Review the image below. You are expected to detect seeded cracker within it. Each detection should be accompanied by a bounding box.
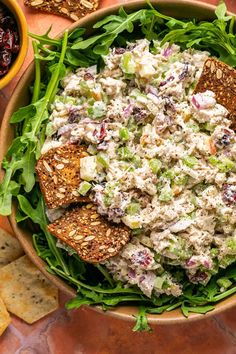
[24,0,99,22]
[0,255,59,324]
[36,144,90,209]
[194,58,236,128]
[48,204,131,263]
[0,297,11,336]
[0,228,24,268]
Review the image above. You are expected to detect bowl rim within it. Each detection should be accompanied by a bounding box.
[1,0,236,325]
[0,0,28,89]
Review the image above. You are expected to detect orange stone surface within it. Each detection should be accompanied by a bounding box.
[0,0,236,353]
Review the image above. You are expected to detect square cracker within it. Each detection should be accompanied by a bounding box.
[24,0,99,22]
[0,228,24,268]
[36,144,89,209]
[0,297,11,336]
[48,204,131,263]
[0,255,59,324]
[194,58,236,127]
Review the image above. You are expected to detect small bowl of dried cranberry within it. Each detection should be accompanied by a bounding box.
[0,0,27,89]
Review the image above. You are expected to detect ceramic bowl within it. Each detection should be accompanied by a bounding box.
[0,0,28,89]
[1,0,236,325]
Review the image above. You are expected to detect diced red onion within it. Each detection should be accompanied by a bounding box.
[124,104,133,117]
[147,86,159,97]
[57,124,77,137]
[186,258,196,267]
[159,76,174,87]
[162,47,172,58]
[192,95,201,109]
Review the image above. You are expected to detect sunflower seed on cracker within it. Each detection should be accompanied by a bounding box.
[36,144,90,209]
[24,0,99,21]
[194,58,236,128]
[48,204,131,263]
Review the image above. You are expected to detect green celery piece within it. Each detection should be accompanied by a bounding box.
[78,181,92,196]
[159,190,173,202]
[162,169,175,179]
[217,277,232,289]
[149,158,162,174]
[175,175,189,186]
[186,123,200,132]
[208,155,219,166]
[117,146,133,160]
[226,237,236,251]
[121,52,136,74]
[126,202,140,215]
[182,156,198,168]
[154,276,165,289]
[119,127,129,141]
[97,152,109,168]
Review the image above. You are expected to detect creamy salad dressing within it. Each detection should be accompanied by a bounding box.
[43,39,236,298]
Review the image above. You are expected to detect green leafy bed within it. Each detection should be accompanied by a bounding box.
[1,1,236,331]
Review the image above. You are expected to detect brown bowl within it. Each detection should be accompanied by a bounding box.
[1,0,236,325]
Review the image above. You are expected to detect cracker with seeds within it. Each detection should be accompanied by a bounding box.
[24,0,99,22]
[0,255,59,324]
[36,144,90,209]
[48,204,131,263]
[0,228,24,268]
[0,297,11,336]
[194,58,236,127]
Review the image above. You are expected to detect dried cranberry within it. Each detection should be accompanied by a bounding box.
[0,66,8,76]
[1,15,15,30]
[3,29,14,50]
[108,207,124,220]
[159,75,174,87]
[114,47,126,55]
[131,250,152,268]
[84,72,94,81]
[132,106,147,123]
[0,49,11,67]
[216,129,232,148]
[98,121,107,142]
[222,184,236,205]
[186,258,196,267]
[164,96,175,112]
[68,108,80,123]
[189,271,208,283]
[178,62,189,80]
[12,44,20,54]
[0,3,20,78]
[13,31,19,44]
[0,28,4,46]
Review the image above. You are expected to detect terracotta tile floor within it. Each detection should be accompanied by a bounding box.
[1,0,236,353]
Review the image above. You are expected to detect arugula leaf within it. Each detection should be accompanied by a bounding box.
[0,31,69,215]
[71,9,147,54]
[133,307,152,332]
[181,303,215,317]
[10,104,36,124]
